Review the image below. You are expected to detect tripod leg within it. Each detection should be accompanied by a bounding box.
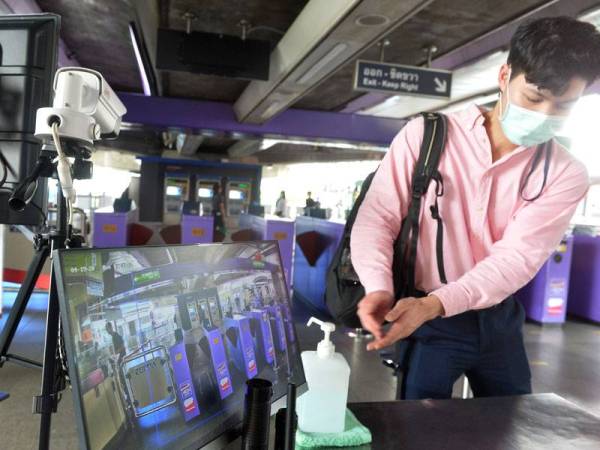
[0,243,50,361]
[36,271,61,450]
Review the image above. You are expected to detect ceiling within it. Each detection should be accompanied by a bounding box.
[34,0,588,164]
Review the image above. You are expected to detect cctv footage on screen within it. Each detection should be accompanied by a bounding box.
[56,242,304,450]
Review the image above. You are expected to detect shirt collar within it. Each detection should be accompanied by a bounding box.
[462,103,487,130]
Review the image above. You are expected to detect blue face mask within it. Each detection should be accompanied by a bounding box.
[499,78,567,147]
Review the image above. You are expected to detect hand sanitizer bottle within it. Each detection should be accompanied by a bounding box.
[297,317,350,433]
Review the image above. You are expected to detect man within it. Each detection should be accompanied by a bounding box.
[275,190,287,217]
[305,191,316,208]
[212,182,227,238]
[351,16,600,399]
[105,321,125,364]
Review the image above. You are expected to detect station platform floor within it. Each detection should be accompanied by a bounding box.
[0,284,599,449]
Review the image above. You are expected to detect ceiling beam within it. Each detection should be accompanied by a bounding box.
[1,0,80,67]
[176,134,204,156]
[119,92,403,147]
[228,140,263,158]
[233,0,433,124]
[341,0,600,113]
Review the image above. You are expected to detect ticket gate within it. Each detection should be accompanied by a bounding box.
[169,342,201,422]
[266,304,287,352]
[223,315,258,379]
[121,346,177,418]
[245,309,276,370]
[178,290,234,400]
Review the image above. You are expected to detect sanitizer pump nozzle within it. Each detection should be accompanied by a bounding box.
[307,317,336,358]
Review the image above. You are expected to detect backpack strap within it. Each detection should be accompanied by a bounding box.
[394,112,448,298]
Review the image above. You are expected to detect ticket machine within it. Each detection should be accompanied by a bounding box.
[196,180,215,215]
[227,181,252,216]
[164,175,190,224]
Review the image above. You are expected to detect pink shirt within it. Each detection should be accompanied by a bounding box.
[350,105,589,317]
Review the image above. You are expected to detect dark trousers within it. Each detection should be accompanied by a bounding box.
[400,296,532,400]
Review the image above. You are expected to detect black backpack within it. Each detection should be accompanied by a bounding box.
[325,112,449,328]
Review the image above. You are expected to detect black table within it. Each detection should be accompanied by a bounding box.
[347,393,600,450]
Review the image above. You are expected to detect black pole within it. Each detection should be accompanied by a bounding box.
[284,383,297,450]
[36,184,68,450]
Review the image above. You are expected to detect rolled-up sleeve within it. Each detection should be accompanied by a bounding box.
[350,117,423,296]
[432,161,589,317]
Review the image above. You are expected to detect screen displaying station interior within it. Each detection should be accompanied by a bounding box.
[55,242,305,450]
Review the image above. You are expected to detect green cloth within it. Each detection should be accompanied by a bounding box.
[295,409,372,449]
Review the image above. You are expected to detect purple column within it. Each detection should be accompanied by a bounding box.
[93,210,132,248]
[181,215,214,244]
[567,235,600,323]
[516,237,573,324]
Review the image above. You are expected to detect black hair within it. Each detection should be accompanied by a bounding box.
[508,16,600,94]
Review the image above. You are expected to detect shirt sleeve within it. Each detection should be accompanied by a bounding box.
[432,160,589,317]
[350,117,424,295]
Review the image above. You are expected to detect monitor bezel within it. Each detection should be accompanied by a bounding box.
[53,240,307,450]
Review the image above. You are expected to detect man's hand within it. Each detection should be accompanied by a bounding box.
[366,295,445,351]
[356,291,394,340]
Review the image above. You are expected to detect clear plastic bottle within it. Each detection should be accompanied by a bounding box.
[297,317,350,433]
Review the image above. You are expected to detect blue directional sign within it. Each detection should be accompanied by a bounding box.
[354,60,452,99]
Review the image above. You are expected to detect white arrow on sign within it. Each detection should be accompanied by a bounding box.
[434,77,447,93]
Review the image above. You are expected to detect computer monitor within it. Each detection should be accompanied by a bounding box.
[0,14,59,225]
[54,241,306,450]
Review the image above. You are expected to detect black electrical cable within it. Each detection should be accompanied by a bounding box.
[0,155,7,189]
[0,148,17,189]
[29,201,48,225]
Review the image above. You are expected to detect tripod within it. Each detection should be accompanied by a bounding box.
[0,153,84,450]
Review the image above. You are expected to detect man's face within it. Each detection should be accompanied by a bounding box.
[498,64,586,117]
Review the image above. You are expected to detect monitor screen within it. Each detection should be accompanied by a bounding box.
[198,188,213,198]
[228,190,244,201]
[0,14,58,225]
[54,242,305,450]
[166,185,183,197]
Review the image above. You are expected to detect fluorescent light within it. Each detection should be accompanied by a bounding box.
[261,139,280,150]
[580,7,600,29]
[296,43,349,85]
[260,136,387,153]
[128,22,152,96]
